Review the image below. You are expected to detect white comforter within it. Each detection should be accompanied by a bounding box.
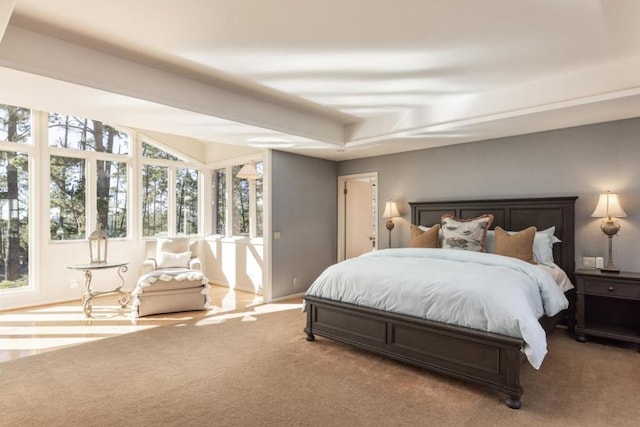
[304,248,569,369]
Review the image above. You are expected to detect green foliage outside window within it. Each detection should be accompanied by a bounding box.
[176,168,198,235]
[142,164,169,237]
[1,105,31,144]
[50,156,86,240]
[212,168,226,235]
[0,150,29,288]
[232,164,250,235]
[141,141,179,160]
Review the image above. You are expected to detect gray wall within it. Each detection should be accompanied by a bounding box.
[271,150,338,298]
[338,117,640,272]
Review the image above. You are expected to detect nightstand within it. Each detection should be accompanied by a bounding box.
[575,269,640,350]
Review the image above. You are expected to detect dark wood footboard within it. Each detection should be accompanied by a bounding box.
[304,296,525,409]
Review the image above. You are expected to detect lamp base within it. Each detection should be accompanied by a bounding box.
[600,266,620,273]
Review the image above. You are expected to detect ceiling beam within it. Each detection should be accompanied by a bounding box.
[0,24,346,146]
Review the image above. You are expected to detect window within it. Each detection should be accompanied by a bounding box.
[141,164,168,237]
[176,168,198,235]
[232,164,250,235]
[141,141,178,160]
[1,104,31,290]
[48,113,130,239]
[50,156,86,240]
[98,159,127,237]
[48,113,129,154]
[1,105,31,144]
[212,168,226,235]
[141,141,199,237]
[212,161,262,238]
[0,150,29,289]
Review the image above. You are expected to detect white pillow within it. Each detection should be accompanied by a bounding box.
[156,237,190,255]
[485,226,560,265]
[156,251,192,269]
[533,226,561,266]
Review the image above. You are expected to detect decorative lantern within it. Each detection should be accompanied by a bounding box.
[88,222,109,264]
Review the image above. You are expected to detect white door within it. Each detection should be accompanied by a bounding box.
[338,173,378,261]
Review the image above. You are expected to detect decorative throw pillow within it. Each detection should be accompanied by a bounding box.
[418,224,444,247]
[409,224,440,248]
[441,214,493,252]
[156,251,192,269]
[156,237,190,255]
[484,226,561,265]
[494,226,537,264]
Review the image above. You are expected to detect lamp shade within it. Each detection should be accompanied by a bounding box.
[236,163,261,180]
[382,201,400,218]
[591,192,627,219]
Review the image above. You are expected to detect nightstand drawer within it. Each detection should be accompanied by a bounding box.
[582,279,640,299]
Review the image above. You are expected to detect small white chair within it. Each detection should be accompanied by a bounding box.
[131,237,210,317]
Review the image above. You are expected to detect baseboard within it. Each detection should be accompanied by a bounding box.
[267,292,305,303]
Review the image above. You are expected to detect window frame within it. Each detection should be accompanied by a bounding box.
[47,119,133,242]
[139,138,203,238]
[208,155,263,240]
[0,105,35,293]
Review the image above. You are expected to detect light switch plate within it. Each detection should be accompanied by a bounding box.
[582,256,596,268]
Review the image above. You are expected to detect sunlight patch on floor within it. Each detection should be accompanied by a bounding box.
[0,285,265,362]
[194,302,303,326]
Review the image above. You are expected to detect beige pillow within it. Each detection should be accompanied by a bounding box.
[410,224,440,248]
[441,214,493,252]
[494,226,537,264]
[156,251,192,269]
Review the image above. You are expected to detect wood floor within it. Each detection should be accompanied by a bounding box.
[0,284,265,363]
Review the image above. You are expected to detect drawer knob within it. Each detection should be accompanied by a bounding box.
[608,286,615,292]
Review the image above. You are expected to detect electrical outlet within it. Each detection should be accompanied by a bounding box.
[595,257,604,269]
[582,257,596,268]
[292,276,297,287]
[69,279,79,289]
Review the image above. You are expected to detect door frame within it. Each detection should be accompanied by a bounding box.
[337,172,378,262]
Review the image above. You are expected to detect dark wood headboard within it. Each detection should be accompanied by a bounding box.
[409,197,578,278]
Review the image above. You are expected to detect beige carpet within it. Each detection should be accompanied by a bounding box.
[0,301,638,427]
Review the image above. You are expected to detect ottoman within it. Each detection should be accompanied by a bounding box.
[131,269,210,317]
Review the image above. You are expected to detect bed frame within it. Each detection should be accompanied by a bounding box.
[304,196,577,409]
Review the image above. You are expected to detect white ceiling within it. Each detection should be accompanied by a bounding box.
[2,0,640,161]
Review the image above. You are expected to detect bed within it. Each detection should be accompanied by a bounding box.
[303,196,577,409]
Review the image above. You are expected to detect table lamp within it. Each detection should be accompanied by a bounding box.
[382,201,400,248]
[591,191,626,272]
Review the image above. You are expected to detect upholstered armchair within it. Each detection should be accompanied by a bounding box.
[141,237,201,273]
[131,237,210,317]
